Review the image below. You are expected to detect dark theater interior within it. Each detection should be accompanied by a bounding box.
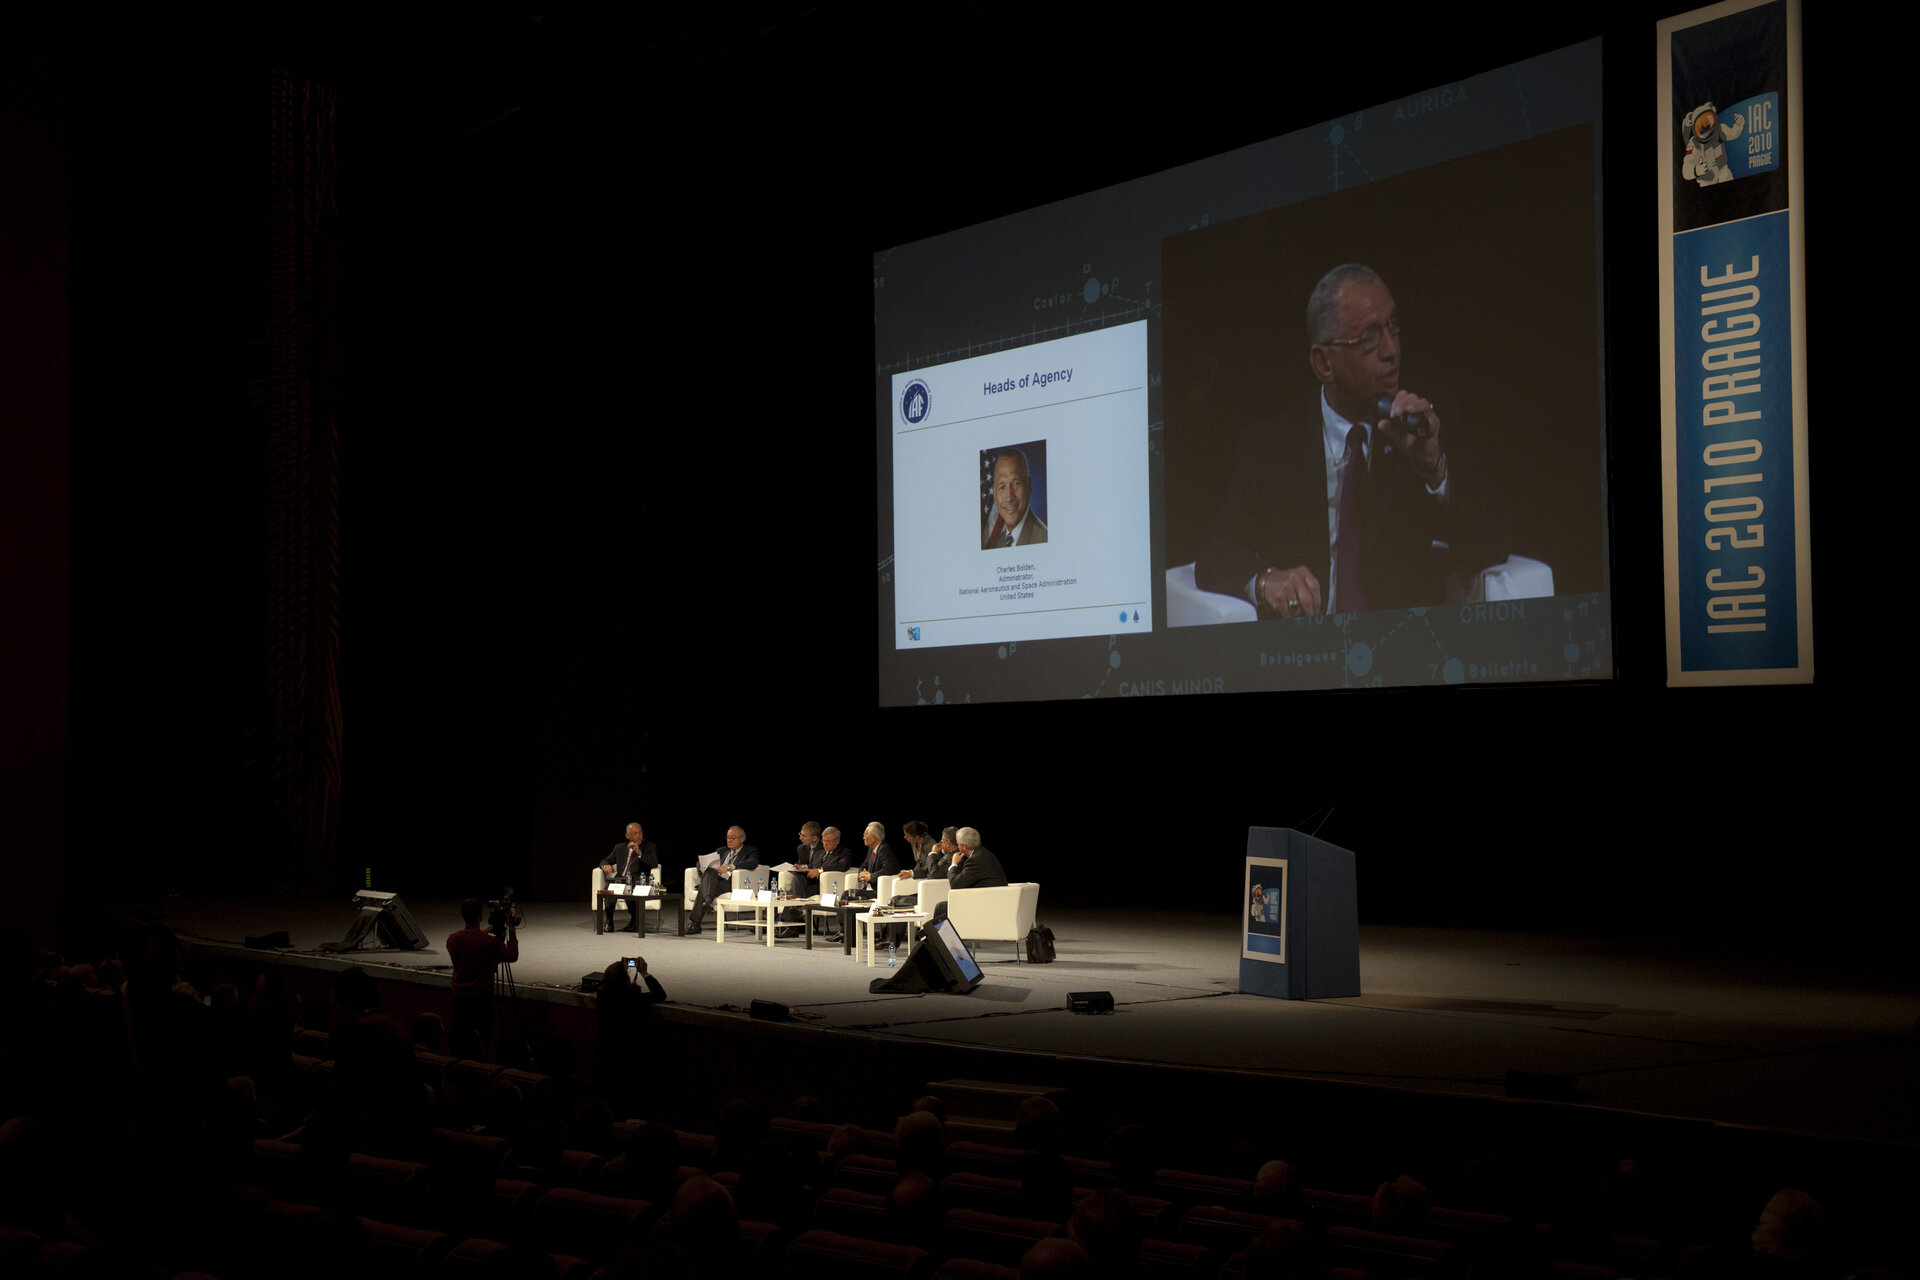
[4,4,1912,1279]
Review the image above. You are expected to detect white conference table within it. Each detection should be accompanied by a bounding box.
[854,910,931,967]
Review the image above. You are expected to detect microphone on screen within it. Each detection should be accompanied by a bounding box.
[1373,395,1430,441]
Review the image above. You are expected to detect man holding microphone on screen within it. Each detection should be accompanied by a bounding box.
[1196,264,1508,616]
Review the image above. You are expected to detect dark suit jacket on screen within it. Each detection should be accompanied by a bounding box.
[983,511,1049,550]
[1195,394,1510,613]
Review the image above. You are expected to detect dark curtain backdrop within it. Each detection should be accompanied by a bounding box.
[252,71,343,895]
[1,4,71,933]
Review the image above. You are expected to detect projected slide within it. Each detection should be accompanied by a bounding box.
[891,323,1151,651]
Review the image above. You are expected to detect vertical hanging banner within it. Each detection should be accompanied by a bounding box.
[1658,0,1810,685]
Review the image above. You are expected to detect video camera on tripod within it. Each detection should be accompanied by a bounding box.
[487,887,522,933]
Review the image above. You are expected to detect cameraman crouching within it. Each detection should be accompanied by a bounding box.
[448,896,518,1061]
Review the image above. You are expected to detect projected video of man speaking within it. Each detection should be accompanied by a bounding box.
[1163,125,1608,633]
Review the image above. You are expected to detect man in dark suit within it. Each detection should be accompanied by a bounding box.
[808,825,861,942]
[598,822,659,932]
[778,821,830,932]
[685,825,760,934]
[936,826,1009,889]
[1195,264,1509,616]
[897,824,955,884]
[851,821,899,899]
[797,825,857,885]
[785,821,825,896]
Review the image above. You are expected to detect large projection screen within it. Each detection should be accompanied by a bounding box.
[875,40,1609,707]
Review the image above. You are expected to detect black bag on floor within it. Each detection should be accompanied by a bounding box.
[1025,923,1056,963]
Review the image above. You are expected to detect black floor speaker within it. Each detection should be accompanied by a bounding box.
[868,915,985,994]
[320,890,429,952]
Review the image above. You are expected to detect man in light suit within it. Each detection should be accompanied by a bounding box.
[981,448,1049,550]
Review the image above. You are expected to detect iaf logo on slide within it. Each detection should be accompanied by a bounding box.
[900,379,931,425]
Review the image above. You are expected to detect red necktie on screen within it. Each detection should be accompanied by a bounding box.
[1334,423,1368,613]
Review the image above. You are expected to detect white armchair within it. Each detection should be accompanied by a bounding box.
[943,883,1040,962]
[1471,555,1554,601]
[912,878,951,917]
[1164,555,1555,627]
[1165,562,1256,626]
[873,875,952,917]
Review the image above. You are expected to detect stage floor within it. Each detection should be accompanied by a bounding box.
[131,895,1919,1149]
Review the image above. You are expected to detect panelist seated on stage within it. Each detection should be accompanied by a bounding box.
[787,825,840,898]
[597,822,659,933]
[846,821,899,899]
[898,823,954,882]
[789,823,858,938]
[792,824,858,887]
[783,821,825,895]
[895,820,938,881]
[778,821,826,931]
[933,827,1008,890]
[685,825,760,935]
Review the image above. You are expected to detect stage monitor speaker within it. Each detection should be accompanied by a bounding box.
[245,930,291,950]
[1067,990,1115,1014]
[869,915,985,995]
[320,890,429,952]
[370,893,428,950]
[750,999,792,1021]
